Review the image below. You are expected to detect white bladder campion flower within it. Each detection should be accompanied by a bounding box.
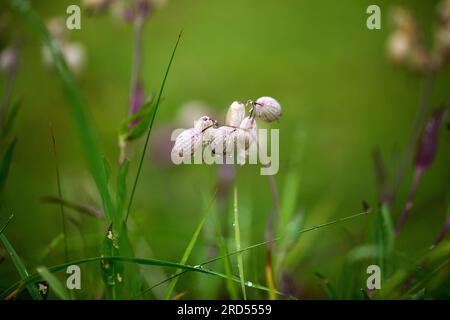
[238,116,258,150]
[226,101,245,127]
[172,116,217,158]
[209,126,237,156]
[254,96,282,122]
[172,128,202,158]
[171,97,282,170]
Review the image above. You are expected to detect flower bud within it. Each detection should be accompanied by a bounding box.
[254,96,282,122]
[225,101,245,127]
[194,116,217,132]
[171,128,202,158]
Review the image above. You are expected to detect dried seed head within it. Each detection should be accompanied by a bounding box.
[226,101,245,127]
[194,116,217,132]
[254,97,282,122]
[172,128,202,158]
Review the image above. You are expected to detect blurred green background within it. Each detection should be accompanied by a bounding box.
[0,0,449,299]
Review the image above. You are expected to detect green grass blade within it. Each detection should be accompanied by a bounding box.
[126,31,182,222]
[0,214,14,235]
[1,97,21,138]
[0,255,293,300]
[163,194,215,300]
[116,160,129,225]
[51,130,68,262]
[374,203,394,278]
[0,233,41,299]
[0,138,16,195]
[315,272,338,300]
[9,0,113,223]
[36,266,69,300]
[233,187,246,300]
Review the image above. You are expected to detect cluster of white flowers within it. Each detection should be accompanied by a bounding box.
[171,97,281,165]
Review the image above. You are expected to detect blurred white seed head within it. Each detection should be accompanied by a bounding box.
[254,96,282,122]
[42,42,86,76]
[193,116,217,132]
[438,0,450,22]
[46,17,66,43]
[83,0,111,12]
[225,101,245,127]
[434,0,450,67]
[387,30,411,63]
[0,46,19,73]
[391,7,416,35]
[63,42,86,76]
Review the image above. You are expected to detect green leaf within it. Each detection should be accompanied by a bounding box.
[0,233,42,299]
[374,203,394,278]
[119,95,155,142]
[36,266,69,300]
[116,160,129,226]
[0,138,16,195]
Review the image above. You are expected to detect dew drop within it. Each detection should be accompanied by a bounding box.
[246,281,253,287]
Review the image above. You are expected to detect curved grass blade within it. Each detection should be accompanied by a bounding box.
[36,266,69,300]
[0,233,41,300]
[233,187,246,300]
[0,214,14,236]
[51,129,68,262]
[1,97,21,138]
[139,209,371,296]
[0,255,291,300]
[0,138,16,195]
[126,31,182,222]
[164,192,216,300]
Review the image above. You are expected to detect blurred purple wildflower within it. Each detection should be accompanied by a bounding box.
[395,108,447,235]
